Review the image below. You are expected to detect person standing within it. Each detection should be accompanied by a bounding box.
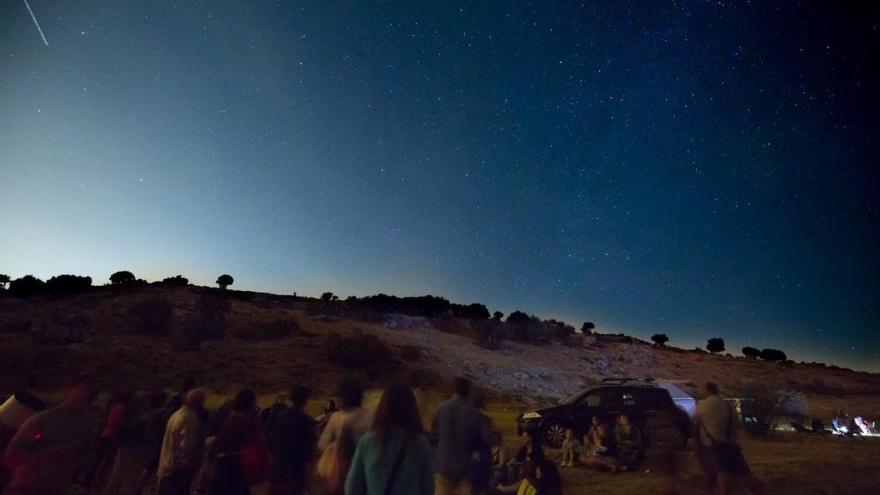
[265,385,316,495]
[695,382,763,495]
[156,389,207,495]
[318,381,369,495]
[344,384,433,495]
[431,377,491,495]
[2,376,99,495]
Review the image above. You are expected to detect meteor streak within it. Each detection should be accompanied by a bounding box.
[22,0,49,47]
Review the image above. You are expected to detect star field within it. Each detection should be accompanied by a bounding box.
[0,1,878,370]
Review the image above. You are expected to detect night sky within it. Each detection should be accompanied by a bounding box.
[1,2,878,370]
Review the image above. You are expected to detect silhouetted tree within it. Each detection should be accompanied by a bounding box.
[46,274,92,295]
[109,271,135,285]
[321,292,337,301]
[0,274,9,290]
[456,303,490,320]
[506,311,530,324]
[492,311,504,321]
[216,274,234,289]
[161,275,189,287]
[742,346,760,359]
[9,275,46,297]
[706,337,725,354]
[581,322,595,335]
[505,311,532,342]
[651,333,669,346]
[760,348,787,362]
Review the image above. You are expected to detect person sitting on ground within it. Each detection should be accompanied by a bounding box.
[508,431,545,482]
[613,414,643,471]
[559,428,579,468]
[317,380,369,495]
[344,384,434,495]
[265,385,317,495]
[496,459,562,495]
[578,415,619,473]
[489,431,510,487]
[2,375,99,495]
[431,377,491,495]
[156,388,207,495]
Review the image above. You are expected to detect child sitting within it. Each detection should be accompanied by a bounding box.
[559,428,580,467]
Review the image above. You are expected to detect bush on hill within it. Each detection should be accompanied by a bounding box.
[128,297,175,335]
[232,318,299,341]
[760,348,787,362]
[742,346,760,359]
[110,271,136,285]
[323,332,397,376]
[706,337,725,354]
[9,275,47,297]
[160,275,189,287]
[651,333,669,346]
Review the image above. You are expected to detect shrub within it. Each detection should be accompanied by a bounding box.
[398,344,422,361]
[706,338,725,354]
[775,389,809,418]
[740,383,778,435]
[192,293,231,340]
[109,271,136,285]
[161,275,189,287]
[129,297,175,335]
[33,313,91,345]
[651,334,669,346]
[581,322,595,335]
[323,332,397,375]
[46,274,92,295]
[9,275,46,297]
[760,348,787,362]
[742,346,760,359]
[476,319,506,349]
[233,318,299,341]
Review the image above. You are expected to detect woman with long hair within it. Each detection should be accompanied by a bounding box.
[344,384,433,495]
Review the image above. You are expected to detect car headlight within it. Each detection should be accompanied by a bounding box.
[521,411,542,420]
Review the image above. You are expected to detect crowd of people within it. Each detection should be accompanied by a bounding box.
[0,375,566,495]
[0,376,768,495]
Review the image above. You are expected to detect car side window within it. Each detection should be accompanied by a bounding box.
[583,393,602,407]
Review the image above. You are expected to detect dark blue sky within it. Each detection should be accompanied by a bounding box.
[1,1,878,370]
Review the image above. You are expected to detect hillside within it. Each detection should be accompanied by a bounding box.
[1,285,879,420]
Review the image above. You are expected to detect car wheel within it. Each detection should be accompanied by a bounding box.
[542,419,567,448]
[644,424,687,449]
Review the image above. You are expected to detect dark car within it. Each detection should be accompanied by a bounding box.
[516,378,692,448]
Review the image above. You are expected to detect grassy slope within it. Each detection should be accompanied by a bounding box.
[3,286,880,494]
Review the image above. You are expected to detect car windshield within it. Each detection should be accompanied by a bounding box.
[558,390,586,405]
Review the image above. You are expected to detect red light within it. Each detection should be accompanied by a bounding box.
[32,432,42,441]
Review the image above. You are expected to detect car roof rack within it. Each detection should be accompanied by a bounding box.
[599,377,656,385]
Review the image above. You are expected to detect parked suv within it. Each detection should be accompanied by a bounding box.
[516,378,692,448]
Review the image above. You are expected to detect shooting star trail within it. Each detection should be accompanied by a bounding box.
[22,0,49,47]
